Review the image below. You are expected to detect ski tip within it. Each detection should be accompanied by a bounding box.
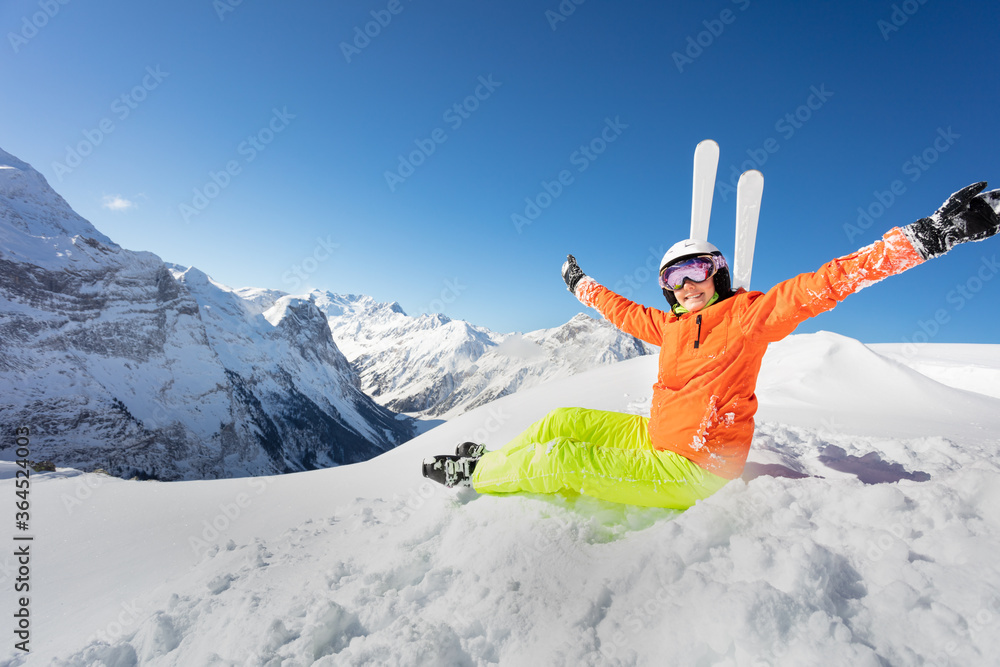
[695,139,720,155]
[738,169,764,182]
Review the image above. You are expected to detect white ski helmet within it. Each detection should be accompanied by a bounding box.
[658,239,724,274]
[658,238,734,309]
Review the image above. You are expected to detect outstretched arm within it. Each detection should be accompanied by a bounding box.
[561,254,668,346]
[744,182,1000,342]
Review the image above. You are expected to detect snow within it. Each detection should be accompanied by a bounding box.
[4,332,1000,665]
[869,343,1000,400]
[0,147,117,268]
[0,150,412,480]
[248,290,655,418]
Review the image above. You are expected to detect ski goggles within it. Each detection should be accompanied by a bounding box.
[658,255,724,291]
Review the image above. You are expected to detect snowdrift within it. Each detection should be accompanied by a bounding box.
[4,332,1000,666]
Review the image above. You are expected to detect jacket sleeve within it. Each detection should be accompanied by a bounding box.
[741,227,925,343]
[575,277,668,346]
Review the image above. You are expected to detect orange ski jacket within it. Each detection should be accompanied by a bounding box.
[574,227,925,479]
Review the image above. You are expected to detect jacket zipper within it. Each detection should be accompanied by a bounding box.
[694,314,702,349]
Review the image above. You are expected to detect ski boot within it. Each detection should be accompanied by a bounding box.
[422,455,477,488]
[455,442,486,459]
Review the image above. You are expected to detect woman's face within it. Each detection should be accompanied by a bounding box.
[676,276,716,313]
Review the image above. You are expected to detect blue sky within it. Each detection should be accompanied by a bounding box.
[3,0,1000,343]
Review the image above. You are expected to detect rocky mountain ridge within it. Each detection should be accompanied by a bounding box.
[241,289,657,418]
[0,148,411,480]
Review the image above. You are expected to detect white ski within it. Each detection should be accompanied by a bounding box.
[690,139,719,242]
[732,169,763,292]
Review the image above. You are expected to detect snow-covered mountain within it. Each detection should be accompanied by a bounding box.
[0,147,412,480]
[9,332,1000,665]
[239,290,656,418]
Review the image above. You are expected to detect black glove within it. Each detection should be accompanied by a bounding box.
[902,182,1000,260]
[561,254,585,293]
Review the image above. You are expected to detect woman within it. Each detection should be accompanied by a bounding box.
[423,182,1000,509]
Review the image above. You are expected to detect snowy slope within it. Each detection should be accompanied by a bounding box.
[0,148,412,480]
[434,312,658,419]
[0,148,116,263]
[869,343,1000,400]
[5,332,1000,666]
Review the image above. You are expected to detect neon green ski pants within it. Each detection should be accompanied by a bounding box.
[471,408,729,509]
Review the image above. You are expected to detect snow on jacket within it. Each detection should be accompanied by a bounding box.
[573,227,925,479]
